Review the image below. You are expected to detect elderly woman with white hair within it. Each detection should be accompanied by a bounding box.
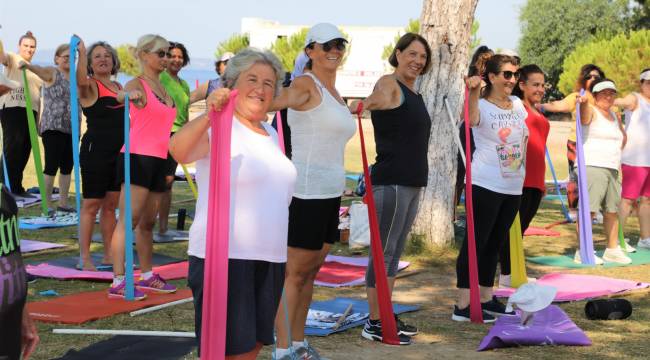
[108,34,177,299]
[170,48,296,359]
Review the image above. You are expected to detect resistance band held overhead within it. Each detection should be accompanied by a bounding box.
[462,87,483,323]
[22,69,48,216]
[123,94,135,300]
[575,90,596,265]
[545,146,572,223]
[356,103,399,344]
[201,90,238,359]
[69,35,83,262]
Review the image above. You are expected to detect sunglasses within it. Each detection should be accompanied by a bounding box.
[155,50,172,59]
[585,74,601,81]
[320,39,346,52]
[500,70,521,80]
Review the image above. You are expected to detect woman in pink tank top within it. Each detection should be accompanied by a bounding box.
[108,34,177,300]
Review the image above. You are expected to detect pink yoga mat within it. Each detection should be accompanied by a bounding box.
[524,227,561,237]
[495,273,649,302]
[20,239,66,253]
[26,261,189,282]
[314,256,410,287]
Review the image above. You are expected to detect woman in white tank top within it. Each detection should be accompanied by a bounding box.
[269,23,356,359]
[615,68,650,249]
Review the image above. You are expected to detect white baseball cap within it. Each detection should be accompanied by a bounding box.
[505,283,557,313]
[219,52,234,62]
[0,73,20,89]
[304,23,346,47]
[592,80,617,94]
[640,70,650,81]
[498,48,520,59]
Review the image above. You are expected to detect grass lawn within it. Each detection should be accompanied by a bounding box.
[19,119,649,359]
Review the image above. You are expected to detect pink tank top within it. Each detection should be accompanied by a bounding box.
[122,78,177,159]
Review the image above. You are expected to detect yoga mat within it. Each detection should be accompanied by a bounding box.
[28,288,192,324]
[55,336,195,360]
[545,146,571,222]
[69,35,83,263]
[26,261,189,282]
[509,212,528,288]
[35,252,183,270]
[523,227,560,237]
[528,249,650,269]
[202,90,237,358]
[14,193,60,209]
[90,230,189,243]
[20,239,66,253]
[356,103,399,343]
[22,69,48,215]
[477,305,591,351]
[575,91,596,264]
[495,273,649,302]
[19,213,78,230]
[124,93,135,300]
[315,255,410,287]
[305,297,419,336]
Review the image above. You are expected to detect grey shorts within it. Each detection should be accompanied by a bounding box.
[586,166,620,213]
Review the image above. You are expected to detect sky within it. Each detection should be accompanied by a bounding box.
[0,0,524,67]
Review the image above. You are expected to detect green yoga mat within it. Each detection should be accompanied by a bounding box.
[528,248,650,268]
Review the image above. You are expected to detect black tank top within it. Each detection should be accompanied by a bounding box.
[81,79,125,152]
[370,80,431,187]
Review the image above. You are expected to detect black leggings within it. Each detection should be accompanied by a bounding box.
[499,187,544,275]
[42,130,73,176]
[456,185,520,288]
[0,107,35,194]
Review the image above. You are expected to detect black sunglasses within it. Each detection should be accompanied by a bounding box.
[155,50,172,59]
[585,74,601,81]
[500,70,521,80]
[320,39,346,52]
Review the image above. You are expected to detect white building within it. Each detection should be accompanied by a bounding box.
[242,17,403,99]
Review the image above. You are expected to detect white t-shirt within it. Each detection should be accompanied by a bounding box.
[582,105,623,170]
[471,97,529,195]
[0,52,42,111]
[622,94,650,167]
[188,117,297,262]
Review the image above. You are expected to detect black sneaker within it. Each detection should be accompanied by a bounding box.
[395,314,418,336]
[481,296,516,317]
[451,305,496,323]
[27,274,38,284]
[361,319,412,345]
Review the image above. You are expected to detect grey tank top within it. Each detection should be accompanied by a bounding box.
[39,70,79,135]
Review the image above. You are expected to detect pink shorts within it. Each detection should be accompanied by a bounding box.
[621,164,650,199]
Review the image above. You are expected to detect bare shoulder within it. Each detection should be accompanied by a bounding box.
[124,77,143,92]
[291,75,316,91]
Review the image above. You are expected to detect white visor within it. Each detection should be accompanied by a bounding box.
[641,70,650,81]
[592,81,617,93]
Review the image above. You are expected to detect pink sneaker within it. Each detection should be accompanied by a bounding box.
[108,280,147,300]
[136,273,177,293]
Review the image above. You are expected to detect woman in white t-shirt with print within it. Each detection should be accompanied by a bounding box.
[454,54,528,323]
[169,49,296,360]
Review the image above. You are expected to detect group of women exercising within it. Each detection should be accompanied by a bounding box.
[0,22,648,359]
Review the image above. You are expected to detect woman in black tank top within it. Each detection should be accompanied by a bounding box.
[349,33,432,344]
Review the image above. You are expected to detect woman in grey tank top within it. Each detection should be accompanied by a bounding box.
[270,23,356,360]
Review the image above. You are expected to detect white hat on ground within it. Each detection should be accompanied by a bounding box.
[505,283,557,313]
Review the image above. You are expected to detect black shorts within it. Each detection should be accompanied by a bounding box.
[80,139,121,199]
[42,130,73,176]
[187,256,285,356]
[164,133,178,178]
[288,196,341,250]
[117,153,167,193]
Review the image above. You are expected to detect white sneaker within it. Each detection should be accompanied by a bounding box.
[623,238,636,253]
[574,250,604,265]
[602,247,632,264]
[637,238,650,250]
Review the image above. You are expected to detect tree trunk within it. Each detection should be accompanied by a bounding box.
[412,0,479,246]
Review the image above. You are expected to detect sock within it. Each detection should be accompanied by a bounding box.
[274,348,290,358]
[292,341,305,349]
[112,275,124,287]
[142,271,153,280]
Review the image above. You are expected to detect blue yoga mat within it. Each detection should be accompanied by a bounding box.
[305,297,419,336]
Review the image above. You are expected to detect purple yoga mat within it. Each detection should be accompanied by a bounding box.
[495,273,649,302]
[478,305,591,351]
[20,239,66,253]
[575,95,596,264]
[26,263,113,281]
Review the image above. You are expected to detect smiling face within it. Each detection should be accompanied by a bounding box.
[19,38,36,61]
[90,46,114,76]
[518,72,545,104]
[234,62,277,122]
[395,40,427,81]
[489,62,519,96]
[55,49,71,72]
[306,39,345,72]
[167,48,184,75]
[594,89,616,109]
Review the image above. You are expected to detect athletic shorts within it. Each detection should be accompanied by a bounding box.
[586,166,620,213]
[42,130,73,176]
[164,133,178,178]
[621,164,650,200]
[187,256,285,356]
[117,153,167,193]
[80,139,121,199]
[287,196,341,250]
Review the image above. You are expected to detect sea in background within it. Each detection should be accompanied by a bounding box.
[117,67,217,91]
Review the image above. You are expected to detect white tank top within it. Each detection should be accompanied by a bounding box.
[622,93,650,167]
[188,117,297,262]
[582,105,623,170]
[288,72,356,199]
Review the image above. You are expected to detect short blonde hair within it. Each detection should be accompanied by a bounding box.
[134,34,170,61]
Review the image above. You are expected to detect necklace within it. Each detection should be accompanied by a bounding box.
[142,74,170,102]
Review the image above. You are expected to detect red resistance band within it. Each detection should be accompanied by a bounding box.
[356,103,400,344]
[463,87,483,323]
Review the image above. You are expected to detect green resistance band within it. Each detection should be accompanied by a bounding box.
[22,69,48,216]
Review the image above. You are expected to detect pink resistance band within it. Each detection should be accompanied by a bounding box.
[356,103,399,345]
[275,111,285,154]
[463,87,483,323]
[201,90,239,359]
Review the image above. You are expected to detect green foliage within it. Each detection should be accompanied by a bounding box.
[116,44,138,76]
[271,28,309,72]
[518,0,630,93]
[215,33,250,59]
[630,0,650,30]
[558,29,650,95]
[470,20,482,51]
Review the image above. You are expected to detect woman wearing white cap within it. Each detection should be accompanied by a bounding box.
[270,23,356,359]
[576,78,630,264]
[189,52,234,103]
[616,68,650,250]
